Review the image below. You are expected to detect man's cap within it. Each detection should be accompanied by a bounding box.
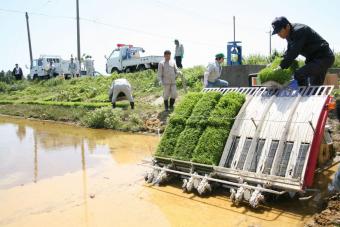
[215,53,225,59]
[271,16,290,35]
[174,39,179,42]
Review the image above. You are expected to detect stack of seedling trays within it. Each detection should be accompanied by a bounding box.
[154,91,245,175]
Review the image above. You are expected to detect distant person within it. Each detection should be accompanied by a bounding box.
[271,16,334,86]
[68,57,78,78]
[203,53,229,88]
[174,39,184,68]
[46,61,56,78]
[84,56,95,76]
[108,78,134,109]
[12,64,23,80]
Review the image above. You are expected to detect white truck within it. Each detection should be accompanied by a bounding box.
[105,44,163,74]
[30,55,95,79]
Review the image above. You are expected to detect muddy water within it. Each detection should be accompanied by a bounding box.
[0,116,338,227]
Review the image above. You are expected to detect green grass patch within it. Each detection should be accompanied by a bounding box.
[258,57,299,84]
[0,100,122,109]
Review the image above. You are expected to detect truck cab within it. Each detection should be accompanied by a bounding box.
[106,44,162,74]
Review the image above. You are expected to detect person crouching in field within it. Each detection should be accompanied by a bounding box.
[108,78,134,109]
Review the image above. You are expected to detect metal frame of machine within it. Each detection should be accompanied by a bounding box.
[143,86,334,208]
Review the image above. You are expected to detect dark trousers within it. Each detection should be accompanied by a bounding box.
[14,74,22,80]
[294,56,335,86]
[175,56,183,68]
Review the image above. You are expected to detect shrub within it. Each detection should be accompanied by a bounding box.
[332,52,340,68]
[81,106,109,128]
[103,108,125,129]
[177,66,205,88]
[42,77,65,87]
[0,82,10,92]
[173,126,204,161]
[186,92,221,127]
[192,126,230,165]
[243,54,269,65]
[258,57,299,84]
[169,92,202,124]
[9,81,29,91]
[155,123,185,157]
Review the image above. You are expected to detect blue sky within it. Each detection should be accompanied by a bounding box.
[1,0,340,74]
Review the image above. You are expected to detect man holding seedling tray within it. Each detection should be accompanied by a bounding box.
[271,16,334,86]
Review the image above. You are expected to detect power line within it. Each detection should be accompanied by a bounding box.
[0,7,222,48]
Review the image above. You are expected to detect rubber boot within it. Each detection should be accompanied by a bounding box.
[112,102,116,109]
[130,102,135,109]
[164,100,169,111]
[169,98,175,111]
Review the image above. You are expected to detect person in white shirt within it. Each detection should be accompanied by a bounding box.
[158,50,181,111]
[68,57,78,78]
[203,53,229,88]
[47,61,56,78]
[174,39,184,68]
[108,78,134,109]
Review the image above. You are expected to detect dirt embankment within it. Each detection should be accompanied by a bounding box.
[306,193,340,227]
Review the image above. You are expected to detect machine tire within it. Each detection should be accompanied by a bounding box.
[33,74,38,80]
[137,64,146,71]
[125,67,131,73]
[111,68,119,74]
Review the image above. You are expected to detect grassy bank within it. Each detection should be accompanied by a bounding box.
[0,67,205,132]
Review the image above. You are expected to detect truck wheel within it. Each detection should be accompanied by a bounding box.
[137,65,146,71]
[125,67,131,73]
[33,74,38,80]
[111,68,119,74]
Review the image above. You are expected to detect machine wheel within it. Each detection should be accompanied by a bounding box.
[111,68,119,74]
[137,64,146,71]
[33,74,38,80]
[125,67,132,73]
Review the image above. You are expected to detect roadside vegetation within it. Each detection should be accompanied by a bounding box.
[0,67,204,132]
[0,52,339,133]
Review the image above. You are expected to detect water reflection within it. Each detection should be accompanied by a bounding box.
[0,116,158,189]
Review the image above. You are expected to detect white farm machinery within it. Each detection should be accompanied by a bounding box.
[144,85,336,208]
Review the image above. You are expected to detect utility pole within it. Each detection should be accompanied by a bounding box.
[267,29,272,56]
[25,12,33,67]
[76,0,81,67]
[233,16,236,42]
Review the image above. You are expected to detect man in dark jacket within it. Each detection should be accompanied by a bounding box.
[272,17,334,86]
[12,64,23,80]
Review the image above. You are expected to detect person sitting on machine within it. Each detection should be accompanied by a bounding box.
[108,78,134,109]
[203,53,229,88]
